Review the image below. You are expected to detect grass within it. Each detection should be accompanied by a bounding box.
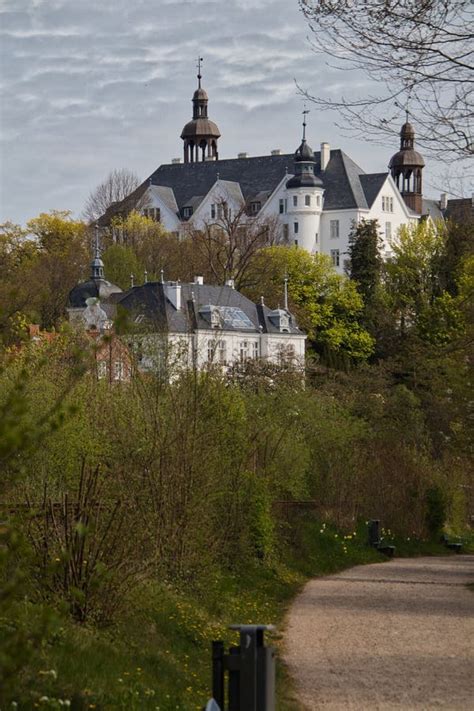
[9,518,470,710]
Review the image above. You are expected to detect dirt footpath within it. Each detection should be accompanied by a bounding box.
[284,556,474,710]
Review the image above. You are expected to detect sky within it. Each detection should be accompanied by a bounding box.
[0,0,439,226]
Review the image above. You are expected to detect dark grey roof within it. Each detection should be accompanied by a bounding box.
[422,199,445,221]
[360,173,388,208]
[116,282,303,335]
[99,149,388,224]
[68,278,122,309]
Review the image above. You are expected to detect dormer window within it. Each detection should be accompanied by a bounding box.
[269,309,290,333]
[183,206,193,218]
[250,201,261,214]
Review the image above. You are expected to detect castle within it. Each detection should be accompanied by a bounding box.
[99,66,441,273]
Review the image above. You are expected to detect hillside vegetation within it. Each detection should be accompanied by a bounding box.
[0,212,472,708]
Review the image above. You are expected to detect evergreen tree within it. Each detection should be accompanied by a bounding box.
[347,219,383,302]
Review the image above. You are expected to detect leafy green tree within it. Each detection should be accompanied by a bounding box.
[26,211,89,328]
[385,221,446,337]
[102,243,143,290]
[246,246,374,364]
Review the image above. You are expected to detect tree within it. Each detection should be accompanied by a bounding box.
[83,168,141,223]
[102,244,143,291]
[190,200,282,290]
[246,246,375,364]
[300,0,473,165]
[347,219,383,302]
[27,211,89,328]
[385,220,446,336]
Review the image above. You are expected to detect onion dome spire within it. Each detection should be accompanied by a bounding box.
[286,108,322,188]
[389,111,425,214]
[181,57,221,163]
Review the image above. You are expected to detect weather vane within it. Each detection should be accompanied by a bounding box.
[302,104,310,141]
[197,56,203,87]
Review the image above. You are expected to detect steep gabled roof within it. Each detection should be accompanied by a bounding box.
[115,281,303,335]
[99,149,383,225]
[359,173,388,208]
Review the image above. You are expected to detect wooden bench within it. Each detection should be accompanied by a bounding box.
[368,520,396,557]
[441,534,463,553]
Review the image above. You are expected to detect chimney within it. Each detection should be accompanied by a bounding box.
[194,275,204,285]
[320,142,330,171]
[238,152,249,159]
[225,278,235,289]
[165,282,181,310]
[271,149,283,156]
[172,158,181,164]
[440,193,448,210]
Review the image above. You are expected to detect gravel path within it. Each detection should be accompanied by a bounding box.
[284,556,474,710]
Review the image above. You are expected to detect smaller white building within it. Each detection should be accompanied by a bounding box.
[116,277,306,374]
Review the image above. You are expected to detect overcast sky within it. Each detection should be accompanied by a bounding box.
[0,0,438,226]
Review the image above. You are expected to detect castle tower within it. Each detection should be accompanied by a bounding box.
[389,115,425,214]
[285,111,324,253]
[180,58,221,163]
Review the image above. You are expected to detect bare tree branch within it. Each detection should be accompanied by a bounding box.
[83,169,141,224]
[299,0,474,166]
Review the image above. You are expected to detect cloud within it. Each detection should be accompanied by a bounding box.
[0,0,426,225]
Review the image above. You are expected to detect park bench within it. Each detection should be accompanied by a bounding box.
[441,533,463,553]
[368,520,396,557]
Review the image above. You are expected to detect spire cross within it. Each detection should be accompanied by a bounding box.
[196,56,203,88]
[302,106,310,142]
[405,107,410,123]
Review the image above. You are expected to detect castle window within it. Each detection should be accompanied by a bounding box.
[252,341,259,359]
[240,341,249,363]
[385,222,392,239]
[97,361,107,379]
[331,249,340,267]
[293,195,298,207]
[217,202,228,219]
[330,220,339,239]
[316,195,321,207]
[305,195,311,206]
[114,360,125,381]
[211,203,216,219]
[283,224,289,241]
[315,233,318,243]
[218,340,227,364]
[143,207,161,222]
[207,339,215,362]
[279,199,285,214]
[294,222,299,234]
[294,239,298,246]
[382,196,394,212]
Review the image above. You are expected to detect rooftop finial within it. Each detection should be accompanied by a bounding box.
[302,105,310,142]
[94,224,100,259]
[284,273,289,311]
[405,107,410,124]
[160,268,164,283]
[130,273,135,288]
[197,55,203,89]
[144,270,148,284]
[91,225,104,280]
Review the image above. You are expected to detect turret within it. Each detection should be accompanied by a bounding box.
[389,113,425,214]
[285,111,324,253]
